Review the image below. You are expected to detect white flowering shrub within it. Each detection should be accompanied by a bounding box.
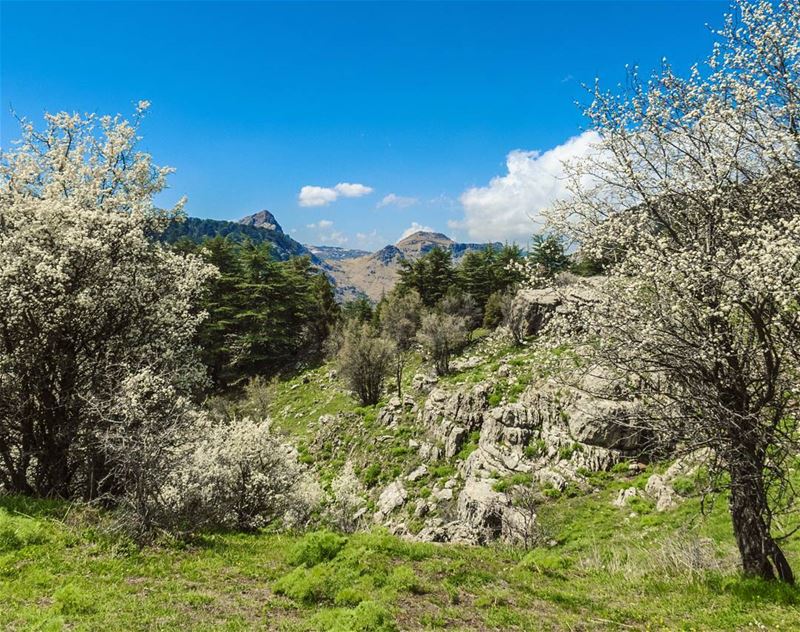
[160,417,321,533]
[324,461,367,533]
[543,0,800,582]
[0,105,216,498]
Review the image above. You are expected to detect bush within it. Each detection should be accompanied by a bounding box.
[325,462,367,533]
[290,531,349,567]
[337,322,394,405]
[417,312,469,375]
[115,416,320,538]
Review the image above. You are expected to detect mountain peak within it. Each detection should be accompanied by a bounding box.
[396,230,453,246]
[239,209,283,233]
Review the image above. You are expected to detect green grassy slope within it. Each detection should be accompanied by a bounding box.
[2,471,800,631]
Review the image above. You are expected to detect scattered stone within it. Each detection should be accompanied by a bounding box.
[645,474,678,511]
[377,481,407,515]
[612,486,639,508]
[412,373,438,393]
[445,426,467,459]
[406,465,428,482]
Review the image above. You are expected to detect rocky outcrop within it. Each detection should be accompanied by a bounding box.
[377,395,418,428]
[510,279,601,337]
[645,450,709,511]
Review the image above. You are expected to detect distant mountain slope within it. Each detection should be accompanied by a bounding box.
[329,231,503,302]
[161,212,502,302]
[305,245,371,262]
[160,210,311,262]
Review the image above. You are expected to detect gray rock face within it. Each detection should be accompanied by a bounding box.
[376,481,407,516]
[612,486,640,507]
[510,280,601,337]
[377,395,418,427]
[406,465,428,482]
[645,449,710,511]
[455,478,505,543]
[412,372,439,394]
[239,209,283,233]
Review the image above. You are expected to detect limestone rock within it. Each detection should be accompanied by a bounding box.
[377,481,407,515]
[433,487,454,502]
[510,280,600,337]
[406,465,428,482]
[412,373,438,393]
[612,486,639,507]
[645,474,678,511]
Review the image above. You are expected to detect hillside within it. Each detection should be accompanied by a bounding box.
[323,231,503,302]
[4,318,800,630]
[160,210,316,262]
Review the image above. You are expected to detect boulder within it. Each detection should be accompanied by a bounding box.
[612,486,639,508]
[455,478,505,543]
[406,465,428,482]
[412,373,438,393]
[377,481,407,515]
[510,281,600,337]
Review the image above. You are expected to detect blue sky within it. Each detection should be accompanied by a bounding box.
[1,0,728,248]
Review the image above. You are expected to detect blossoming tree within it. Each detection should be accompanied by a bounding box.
[0,104,215,499]
[545,0,800,582]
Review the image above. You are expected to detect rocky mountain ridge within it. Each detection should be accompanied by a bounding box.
[322,230,504,302]
[163,209,504,302]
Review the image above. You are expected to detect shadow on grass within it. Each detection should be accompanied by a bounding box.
[0,493,72,519]
[706,573,800,606]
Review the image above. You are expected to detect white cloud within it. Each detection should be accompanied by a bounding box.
[335,182,373,198]
[457,131,600,242]
[397,222,435,242]
[306,219,349,246]
[378,193,418,209]
[298,182,373,207]
[298,185,339,207]
[306,219,334,230]
[324,230,349,245]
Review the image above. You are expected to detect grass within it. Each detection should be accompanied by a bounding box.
[3,469,800,631]
[15,335,793,629]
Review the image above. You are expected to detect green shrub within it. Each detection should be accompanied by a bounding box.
[54,584,97,615]
[431,464,456,479]
[307,600,397,632]
[492,473,533,493]
[363,463,382,488]
[518,549,573,575]
[558,443,582,461]
[524,439,547,459]
[289,531,348,568]
[390,565,428,594]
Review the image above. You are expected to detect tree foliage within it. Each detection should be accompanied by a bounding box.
[0,105,214,499]
[337,322,394,405]
[179,237,338,389]
[417,312,469,376]
[545,0,800,582]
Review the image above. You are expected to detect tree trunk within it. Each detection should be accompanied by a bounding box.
[728,451,794,583]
